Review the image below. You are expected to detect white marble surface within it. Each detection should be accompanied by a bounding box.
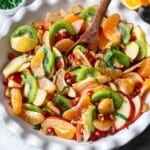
[0,121,41,150]
[0,1,41,150]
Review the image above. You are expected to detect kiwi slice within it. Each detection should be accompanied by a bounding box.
[76,67,100,81]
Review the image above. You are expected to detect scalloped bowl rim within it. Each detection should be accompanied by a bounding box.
[0,0,150,150]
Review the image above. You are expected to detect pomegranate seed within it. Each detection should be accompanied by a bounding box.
[56,61,63,69]
[80,128,84,134]
[47,127,55,135]
[89,58,96,66]
[62,31,69,38]
[70,35,79,42]
[68,53,76,59]
[8,53,14,60]
[84,51,96,66]
[8,101,12,108]
[66,79,72,85]
[79,28,85,35]
[118,45,124,51]
[136,82,142,89]
[131,82,142,97]
[72,134,77,140]
[55,32,63,42]
[72,98,78,106]
[100,131,107,137]
[103,114,111,120]
[3,78,8,86]
[131,91,139,97]
[87,90,93,97]
[130,36,136,42]
[65,72,71,80]
[22,96,27,103]
[9,73,22,84]
[110,126,116,134]
[94,102,99,107]
[95,130,107,138]
[90,134,98,141]
[29,50,35,55]
[43,111,50,118]
[94,130,102,137]
[71,76,76,84]
[38,25,45,31]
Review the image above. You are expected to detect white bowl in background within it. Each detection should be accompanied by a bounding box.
[0,0,150,150]
[0,0,26,15]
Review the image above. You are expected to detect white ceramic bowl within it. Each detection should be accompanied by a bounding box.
[0,0,150,150]
[0,0,26,15]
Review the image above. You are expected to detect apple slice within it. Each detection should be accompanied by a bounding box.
[114,95,135,131]
[63,93,91,120]
[3,54,32,78]
[43,31,50,47]
[8,79,22,88]
[131,96,142,121]
[53,47,65,68]
[30,50,45,78]
[20,109,45,125]
[72,77,98,95]
[124,42,139,61]
[38,77,56,94]
[41,116,76,139]
[33,89,47,106]
[71,19,84,34]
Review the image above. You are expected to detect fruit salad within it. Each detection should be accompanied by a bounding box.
[2,3,150,142]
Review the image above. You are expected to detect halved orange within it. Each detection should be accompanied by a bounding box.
[11,37,38,52]
[123,0,142,10]
[140,0,149,6]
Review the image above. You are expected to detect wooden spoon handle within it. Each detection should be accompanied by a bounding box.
[65,0,111,55]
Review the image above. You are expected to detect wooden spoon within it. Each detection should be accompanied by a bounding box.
[65,0,111,55]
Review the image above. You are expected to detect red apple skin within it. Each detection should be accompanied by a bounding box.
[41,116,76,139]
[115,96,135,131]
[130,96,142,123]
[42,116,76,127]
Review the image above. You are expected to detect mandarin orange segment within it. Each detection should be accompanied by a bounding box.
[138,58,150,78]
[117,79,135,95]
[64,14,82,24]
[30,51,45,77]
[76,123,83,141]
[102,14,120,40]
[143,79,150,87]
[98,28,110,51]
[55,38,75,53]
[123,0,142,10]
[63,93,91,120]
[54,127,75,139]
[11,88,22,115]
